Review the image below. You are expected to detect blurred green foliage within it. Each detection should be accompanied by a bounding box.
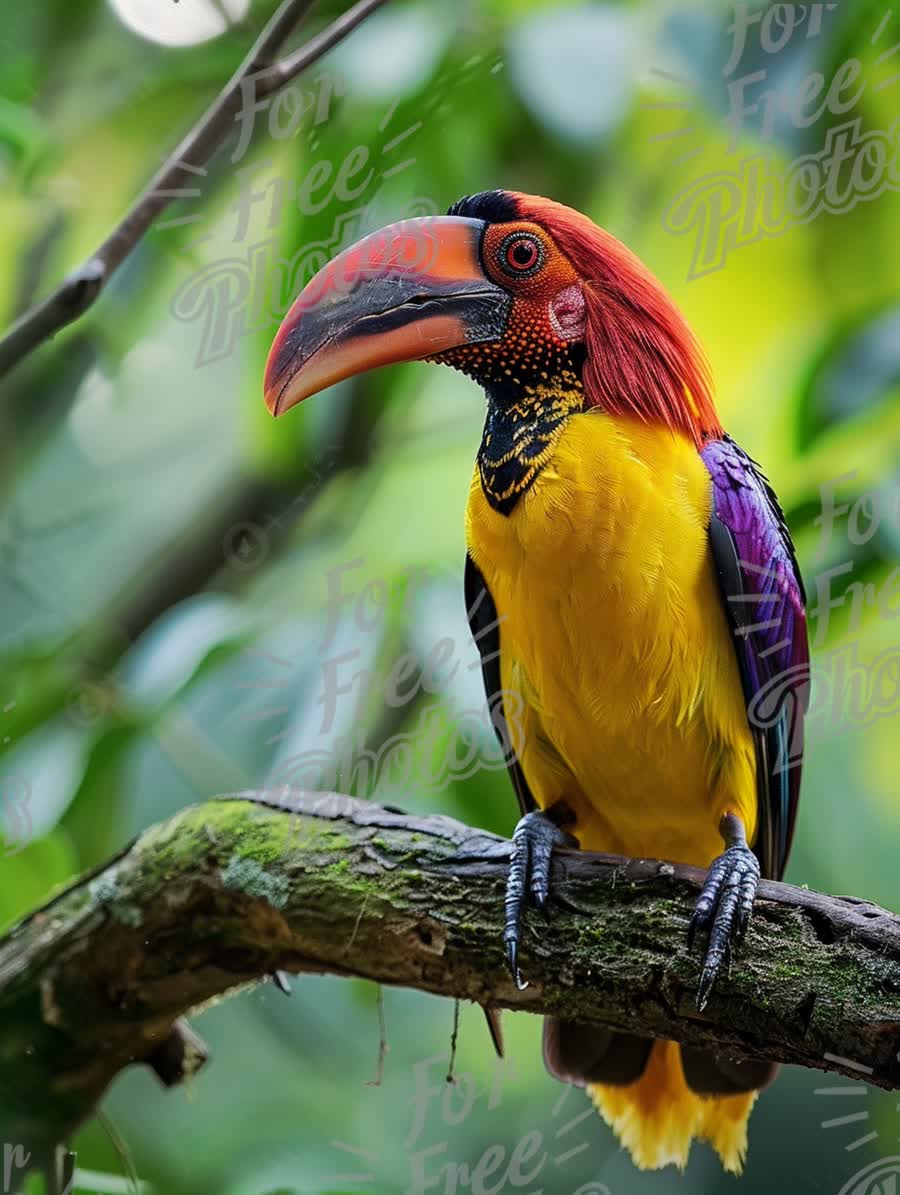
[1,0,898,1192]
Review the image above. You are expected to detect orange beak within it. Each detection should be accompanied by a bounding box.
[263,216,510,416]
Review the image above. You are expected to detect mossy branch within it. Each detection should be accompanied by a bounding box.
[2,790,899,1160]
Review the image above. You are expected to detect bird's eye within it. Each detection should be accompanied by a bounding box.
[498,232,544,277]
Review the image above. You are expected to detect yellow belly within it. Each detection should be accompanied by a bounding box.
[466,411,757,869]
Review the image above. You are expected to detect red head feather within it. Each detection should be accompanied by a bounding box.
[512,193,721,448]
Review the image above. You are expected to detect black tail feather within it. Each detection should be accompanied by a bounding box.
[680,1046,779,1095]
[543,1019,778,1097]
[543,1018,654,1087]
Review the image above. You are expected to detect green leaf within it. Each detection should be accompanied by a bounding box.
[0,827,79,931]
[60,724,136,869]
[794,306,900,449]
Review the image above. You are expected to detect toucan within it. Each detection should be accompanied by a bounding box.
[263,190,809,1174]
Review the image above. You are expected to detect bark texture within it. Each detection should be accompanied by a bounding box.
[1,789,898,1161]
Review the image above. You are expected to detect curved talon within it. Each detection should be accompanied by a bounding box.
[504,933,518,980]
[503,809,569,987]
[271,970,292,996]
[503,932,529,990]
[689,817,760,1012]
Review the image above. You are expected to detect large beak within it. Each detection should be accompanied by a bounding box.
[264,216,510,416]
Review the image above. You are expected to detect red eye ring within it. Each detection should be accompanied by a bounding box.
[498,232,544,277]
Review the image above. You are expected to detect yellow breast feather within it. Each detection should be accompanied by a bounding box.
[466,410,757,869]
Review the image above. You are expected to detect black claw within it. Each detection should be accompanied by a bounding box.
[530,875,548,908]
[271,970,292,996]
[689,832,760,1012]
[504,929,518,978]
[503,928,528,990]
[503,810,570,988]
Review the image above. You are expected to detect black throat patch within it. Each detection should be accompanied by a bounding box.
[432,338,587,516]
[478,355,585,515]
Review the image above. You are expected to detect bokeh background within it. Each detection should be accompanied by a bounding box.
[2,0,899,1192]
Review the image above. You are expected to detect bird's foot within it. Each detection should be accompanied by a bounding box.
[504,810,574,990]
[688,813,760,1012]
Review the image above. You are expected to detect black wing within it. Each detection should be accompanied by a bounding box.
[464,552,536,817]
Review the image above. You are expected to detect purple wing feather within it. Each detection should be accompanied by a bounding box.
[701,435,810,880]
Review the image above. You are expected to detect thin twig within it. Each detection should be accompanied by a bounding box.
[0,0,389,379]
[61,1150,76,1195]
[262,0,389,91]
[365,985,388,1088]
[98,1111,141,1194]
[446,999,461,1084]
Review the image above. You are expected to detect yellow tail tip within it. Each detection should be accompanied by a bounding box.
[588,1041,758,1175]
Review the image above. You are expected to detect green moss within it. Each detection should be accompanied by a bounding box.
[88,872,143,928]
[220,855,289,909]
[209,802,298,865]
[321,831,352,849]
[138,802,291,877]
[320,858,379,896]
[271,816,351,852]
[231,820,295,865]
[128,801,366,915]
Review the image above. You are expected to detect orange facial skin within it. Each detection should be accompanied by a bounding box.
[428,220,586,388]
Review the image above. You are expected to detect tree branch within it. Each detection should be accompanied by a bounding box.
[0,0,389,379]
[2,790,899,1163]
[260,0,390,91]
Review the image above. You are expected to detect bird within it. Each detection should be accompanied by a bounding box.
[262,190,809,1175]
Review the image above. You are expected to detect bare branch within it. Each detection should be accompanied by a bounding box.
[0,0,389,379]
[261,0,390,93]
